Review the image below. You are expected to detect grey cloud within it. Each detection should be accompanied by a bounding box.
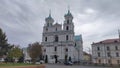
[0,0,120,50]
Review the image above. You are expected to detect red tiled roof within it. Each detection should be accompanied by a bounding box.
[92,38,120,44]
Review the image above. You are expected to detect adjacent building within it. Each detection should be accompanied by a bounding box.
[92,38,120,65]
[83,52,91,62]
[23,48,31,63]
[41,10,83,63]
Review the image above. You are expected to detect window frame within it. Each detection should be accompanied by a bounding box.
[45,37,47,42]
[66,35,69,41]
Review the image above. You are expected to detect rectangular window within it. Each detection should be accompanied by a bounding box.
[97,47,100,51]
[98,52,100,57]
[116,52,119,57]
[115,46,118,50]
[107,52,111,57]
[107,46,110,51]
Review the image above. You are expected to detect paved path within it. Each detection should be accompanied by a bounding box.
[45,64,111,68]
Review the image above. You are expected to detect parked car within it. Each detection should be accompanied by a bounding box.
[40,60,44,64]
[64,61,73,65]
[0,58,4,62]
[35,60,44,64]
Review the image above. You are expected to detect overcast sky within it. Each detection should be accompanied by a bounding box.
[0,0,120,51]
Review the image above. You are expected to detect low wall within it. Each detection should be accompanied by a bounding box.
[17,65,45,68]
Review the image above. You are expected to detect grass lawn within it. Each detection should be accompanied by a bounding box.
[0,63,41,68]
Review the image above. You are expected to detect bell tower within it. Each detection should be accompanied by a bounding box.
[63,9,74,31]
[45,11,54,27]
[43,11,54,33]
[63,8,74,42]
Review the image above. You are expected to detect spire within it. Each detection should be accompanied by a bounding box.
[49,9,51,17]
[45,9,53,19]
[68,6,70,13]
[45,9,54,25]
[67,5,70,14]
[64,6,73,20]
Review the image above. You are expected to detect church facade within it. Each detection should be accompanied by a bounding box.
[41,10,83,63]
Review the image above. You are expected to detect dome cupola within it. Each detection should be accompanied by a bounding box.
[64,10,73,20]
[45,11,54,27]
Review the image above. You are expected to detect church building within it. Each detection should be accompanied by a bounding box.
[41,9,83,63]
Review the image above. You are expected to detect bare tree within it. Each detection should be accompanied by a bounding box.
[28,42,42,64]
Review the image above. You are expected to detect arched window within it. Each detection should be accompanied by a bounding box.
[55,35,59,42]
[66,35,69,41]
[46,28,48,31]
[54,46,57,51]
[66,26,69,30]
[65,48,68,52]
[45,37,47,42]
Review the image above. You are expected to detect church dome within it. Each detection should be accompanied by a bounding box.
[64,10,73,18]
[45,14,54,22]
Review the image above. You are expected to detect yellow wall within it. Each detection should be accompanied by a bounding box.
[95,58,120,65]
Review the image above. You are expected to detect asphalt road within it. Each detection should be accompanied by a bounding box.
[45,64,111,68]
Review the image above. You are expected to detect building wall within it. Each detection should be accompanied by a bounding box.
[42,11,83,63]
[92,43,120,65]
[42,31,74,42]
